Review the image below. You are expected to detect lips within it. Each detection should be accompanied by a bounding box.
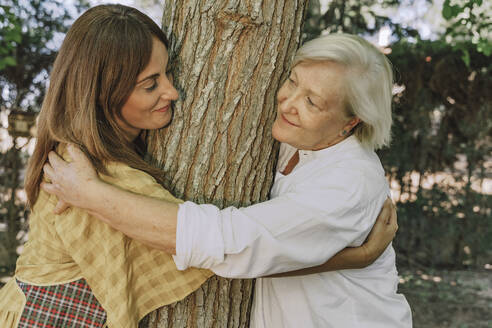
[154,104,170,113]
[281,114,299,127]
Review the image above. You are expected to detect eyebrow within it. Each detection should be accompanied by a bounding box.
[291,68,326,104]
[136,54,170,85]
[137,73,160,85]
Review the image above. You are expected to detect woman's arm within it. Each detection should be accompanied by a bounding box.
[43,145,396,276]
[42,145,179,253]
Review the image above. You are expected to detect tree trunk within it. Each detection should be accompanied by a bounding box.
[141,1,307,327]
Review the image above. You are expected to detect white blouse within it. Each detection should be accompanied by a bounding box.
[173,136,412,327]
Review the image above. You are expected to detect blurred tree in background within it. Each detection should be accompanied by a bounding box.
[0,4,21,71]
[0,0,89,109]
[384,40,491,268]
[304,0,491,270]
[441,0,491,65]
[303,0,419,41]
[0,0,88,276]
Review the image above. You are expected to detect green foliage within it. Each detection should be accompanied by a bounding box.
[0,0,88,275]
[441,0,492,65]
[0,146,30,275]
[0,5,22,70]
[303,1,491,269]
[0,0,89,111]
[380,39,492,268]
[302,0,419,43]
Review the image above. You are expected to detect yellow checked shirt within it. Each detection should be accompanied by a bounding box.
[0,146,213,327]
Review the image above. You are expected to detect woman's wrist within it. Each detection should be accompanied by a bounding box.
[360,243,378,266]
[77,177,108,212]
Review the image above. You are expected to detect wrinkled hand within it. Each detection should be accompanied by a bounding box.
[41,144,99,214]
[362,197,398,264]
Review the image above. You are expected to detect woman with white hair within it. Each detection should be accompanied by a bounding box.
[43,33,412,327]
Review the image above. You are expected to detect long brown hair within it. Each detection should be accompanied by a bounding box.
[25,4,170,207]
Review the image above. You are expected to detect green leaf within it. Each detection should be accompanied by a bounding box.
[1,56,16,67]
[5,29,22,43]
[442,0,464,20]
[477,40,492,56]
[442,0,453,20]
[461,49,470,67]
[442,6,452,20]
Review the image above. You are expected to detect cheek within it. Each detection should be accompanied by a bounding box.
[305,113,335,136]
[299,110,319,127]
[122,94,155,119]
[323,115,347,136]
[276,83,289,104]
[121,100,138,122]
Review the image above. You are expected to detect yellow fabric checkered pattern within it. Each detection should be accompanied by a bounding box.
[0,145,213,327]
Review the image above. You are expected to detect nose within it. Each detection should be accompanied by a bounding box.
[277,81,298,114]
[160,75,179,101]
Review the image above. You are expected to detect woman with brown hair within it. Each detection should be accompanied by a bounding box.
[0,5,212,327]
[0,4,396,328]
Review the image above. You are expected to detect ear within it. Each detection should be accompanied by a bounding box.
[344,117,360,133]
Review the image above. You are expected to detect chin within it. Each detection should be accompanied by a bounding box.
[156,110,173,129]
[271,120,282,141]
[271,121,291,144]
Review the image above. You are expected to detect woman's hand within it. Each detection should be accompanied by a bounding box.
[41,145,101,214]
[41,144,178,252]
[360,197,398,265]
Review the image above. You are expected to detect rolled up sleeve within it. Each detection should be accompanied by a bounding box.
[173,202,225,270]
[173,168,386,278]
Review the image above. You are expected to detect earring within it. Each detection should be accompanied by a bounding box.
[341,130,347,136]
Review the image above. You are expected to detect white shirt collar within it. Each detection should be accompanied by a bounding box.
[279,136,359,172]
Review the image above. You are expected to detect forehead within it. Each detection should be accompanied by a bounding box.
[293,60,346,98]
[138,38,169,77]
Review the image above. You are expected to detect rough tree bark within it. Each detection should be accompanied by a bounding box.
[141,1,307,327]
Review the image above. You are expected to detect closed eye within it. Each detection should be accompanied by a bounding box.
[144,76,158,92]
[145,80,158,92]
[306,96,317,108]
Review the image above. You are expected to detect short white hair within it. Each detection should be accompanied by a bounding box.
[294,33,393,150]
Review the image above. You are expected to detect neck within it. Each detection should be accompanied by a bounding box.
[310,134,349,151]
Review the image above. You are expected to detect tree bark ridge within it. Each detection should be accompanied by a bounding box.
[142,1,307,327]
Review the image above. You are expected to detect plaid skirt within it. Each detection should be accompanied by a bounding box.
[17,278,107,328]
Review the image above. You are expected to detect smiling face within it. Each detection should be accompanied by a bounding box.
[271,61,359,150]
[117,37,179,140]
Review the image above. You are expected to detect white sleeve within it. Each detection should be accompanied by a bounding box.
[173,169,386,278]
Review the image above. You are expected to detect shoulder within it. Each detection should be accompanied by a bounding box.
[55,143,181,203]
[102,162,182,204]
[296,165,366,207]
[327,138,386,187]
[296,147,387,209]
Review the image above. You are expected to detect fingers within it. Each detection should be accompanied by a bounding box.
[384,198,394,224]
[390,202,398,233]
[375,198,391,226]
[41,183,71,214]
[43,163,55,181]
[373,212,385,228]
[40,181,57,195]
[47,150,68,170]
[53,200,70,214]
[67,144,89,163]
